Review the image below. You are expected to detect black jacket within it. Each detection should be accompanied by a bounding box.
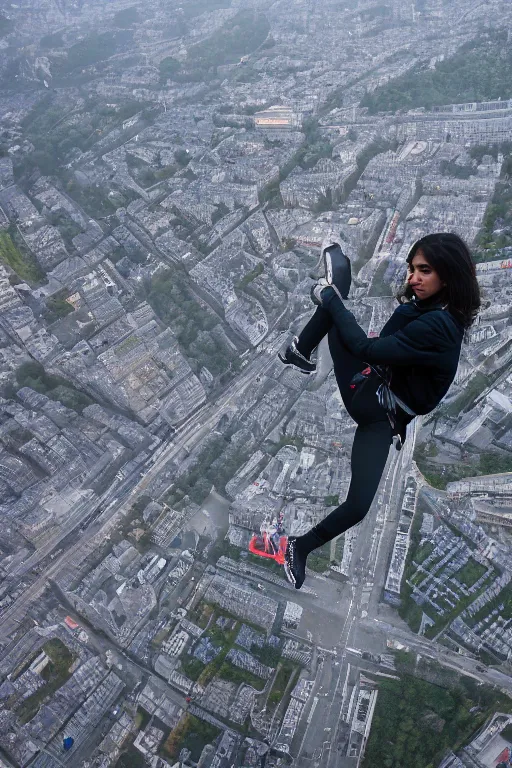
[323,289,465,417]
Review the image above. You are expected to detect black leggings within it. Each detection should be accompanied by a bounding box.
[297,306,395,544]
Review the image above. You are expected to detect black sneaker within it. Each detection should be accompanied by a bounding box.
[324,243,351,299]
[278,336,316,374]
[284,536,307,590]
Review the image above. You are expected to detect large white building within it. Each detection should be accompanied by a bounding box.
[254,105,298,130]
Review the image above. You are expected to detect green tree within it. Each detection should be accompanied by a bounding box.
[159,56,181,81]
[113,6,139,26]
[174,148,191,166]
[362,28,512,114]
[40,31,63,47]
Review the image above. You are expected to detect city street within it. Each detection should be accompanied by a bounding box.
[284,423,418,766]
[0,344,281,642]
[1,3,512,767]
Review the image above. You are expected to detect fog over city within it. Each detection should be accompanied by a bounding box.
[0,0,512,766]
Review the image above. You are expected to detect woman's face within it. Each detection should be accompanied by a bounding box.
[407,249,445,300]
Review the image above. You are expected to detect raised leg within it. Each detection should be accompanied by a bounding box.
[327,324,369,413]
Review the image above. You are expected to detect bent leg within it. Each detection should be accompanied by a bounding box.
[296,307,368,403]
[328,325,368,414]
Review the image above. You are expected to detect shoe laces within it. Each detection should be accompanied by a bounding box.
[291,339,313,366]
[288,539,296,567]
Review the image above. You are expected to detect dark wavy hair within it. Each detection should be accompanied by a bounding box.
[396,232,481,329]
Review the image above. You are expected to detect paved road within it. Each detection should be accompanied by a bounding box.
[6,334,501,767]
[364,617,512,696]
[285,420,418,767]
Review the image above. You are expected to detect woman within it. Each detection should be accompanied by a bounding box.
[279,232,481,589]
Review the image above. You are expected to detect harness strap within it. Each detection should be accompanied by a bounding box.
[370,365,417,451]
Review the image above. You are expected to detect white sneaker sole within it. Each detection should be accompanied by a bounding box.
[277,352,316,375]
[324,250,333,284]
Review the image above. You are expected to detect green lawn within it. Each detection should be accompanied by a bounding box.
[410,571,427,587]
[308,542,332,573]
[115,745,145,768]
[465,581,512,628]
[0,232,45,284]
[414,542,434,565]
[218,661,266,690]
[16,360,94,414]
[181,604,278,694]
[399,515,497,640]
[455,558,487,589]
[189,601,215,629]
[181,657,206,682]
[267,660,299,711]
[17,639,74,724]
[162,713,221,762]
[43,289,74,324]
[114,335,141,356]
[424,577,494,639]
[398,498,435,633]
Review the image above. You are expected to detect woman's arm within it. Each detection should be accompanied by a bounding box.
[323,289,457,366]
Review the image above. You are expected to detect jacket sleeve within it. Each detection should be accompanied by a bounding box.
[323,290,454,366]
